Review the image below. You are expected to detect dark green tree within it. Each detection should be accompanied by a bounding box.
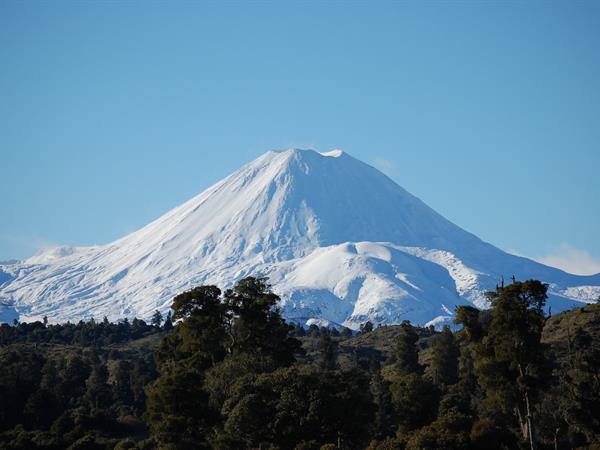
[146,364,217,449]
[24,359,61,428]
[474,279,548,449]
[148,278,302,448]
[560,326,600,444]
[394,320,421,376]
[360,321,374,334]
[223,277,303,367]
[157,285,227,370]
[84,363,112,409]
[430,325,460,387]
[151,310,163,328]
[390,373,439,436]
[454,305,482,342]
[163,310,173,331]
[293,324,306,337]
[309,323,320,337]
[147,285,228,449]
[112,359,134,405]
[216,365,375,449]
[62,355,91,402]
[405,409,471,450]
[318,327,337,370]
[370,362,395,440]
[389,321,438,442]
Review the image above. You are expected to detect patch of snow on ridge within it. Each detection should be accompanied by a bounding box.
[559,286,600,304]
[397,247,480,295]
[304,317,345,330]
[395,273,421,291]
[319,149,344,158]
[397,246,490,308]
[425,315,453,328]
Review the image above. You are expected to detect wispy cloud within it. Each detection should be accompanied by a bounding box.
[373,157,394,176]
[0,233,59,260]
[510,244,600,276]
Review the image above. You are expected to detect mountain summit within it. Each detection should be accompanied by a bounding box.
[1,149,599,327]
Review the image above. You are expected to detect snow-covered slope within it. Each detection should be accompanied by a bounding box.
[1,149,599,328]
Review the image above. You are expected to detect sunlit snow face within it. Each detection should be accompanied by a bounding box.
[2,149,598,326]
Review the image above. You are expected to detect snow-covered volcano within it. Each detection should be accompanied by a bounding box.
[1,149,599,327]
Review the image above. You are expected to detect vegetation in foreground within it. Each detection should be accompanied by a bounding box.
[0,277,599,449]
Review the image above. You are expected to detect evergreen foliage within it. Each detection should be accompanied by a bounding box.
[393,320,421,376]
[430,325,460,387]
[360,321,374,334]
[150,311,162,328]
[318,327,338,370]
[474,280,548,448]
[1,276,600,449]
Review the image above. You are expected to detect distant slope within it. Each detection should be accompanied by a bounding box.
[542,301,600,359]
[303,301,600,371]
[1,149,598,327]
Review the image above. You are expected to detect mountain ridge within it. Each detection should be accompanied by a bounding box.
[1,149,599,327]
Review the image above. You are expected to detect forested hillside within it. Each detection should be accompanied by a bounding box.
[0,278,599,449]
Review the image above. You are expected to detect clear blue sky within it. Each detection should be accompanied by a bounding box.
[1,1,599,274]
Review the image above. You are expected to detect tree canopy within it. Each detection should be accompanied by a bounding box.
[1,277,600,449]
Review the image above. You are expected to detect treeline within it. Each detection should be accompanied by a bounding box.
[0,342,156,449]
[0,277,599,449]
[0,313,172,347]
